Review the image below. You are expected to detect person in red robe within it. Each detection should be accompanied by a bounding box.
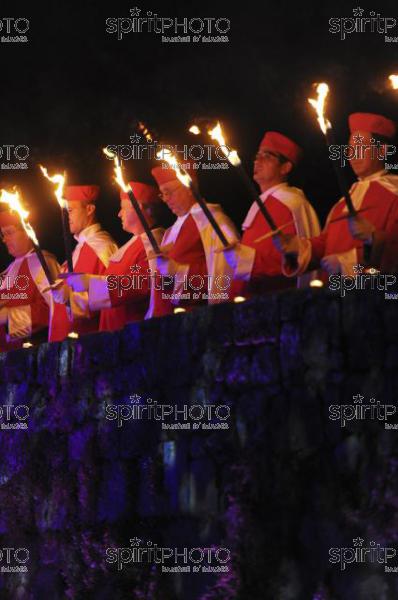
[232,131,320,299]
[49,185,118,341]
[64,182,171,332]
[274,113,398,278]
[151,165,252,310]
[0,211,60,352]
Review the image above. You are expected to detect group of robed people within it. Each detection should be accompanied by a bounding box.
[1,111,397,352]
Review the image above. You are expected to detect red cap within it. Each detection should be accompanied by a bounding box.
[64,185,100,202]
[151,161,198,186]
[120,181,159,204]
[259,131,302,165]
[0,210,21,228]
[349,113,396,139]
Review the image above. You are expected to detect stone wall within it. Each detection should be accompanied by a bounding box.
[0,289,397,599]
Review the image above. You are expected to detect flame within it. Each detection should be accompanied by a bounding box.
[156,147,192,188]
[309,279,324,288]
[103,147,115,159]
[233,296,246,303]
[189,125,201,135]
[389,74,398,90]
[102,147,130,193]
[67,331,79,339]
[138,121,153,143]
[40,166,66,209]
[308,83,332,135]
[208,122,241,166]
[0,188,39,245]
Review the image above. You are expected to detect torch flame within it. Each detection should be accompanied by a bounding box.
[308,83,332,135]
[138,121,153,143]
[156,147,192,188]
[40,166,66,208]
[102,148,130,193]
[0,188,39,245]
[189,125,201,135]
[208,122,241,167]
[389,74,398,90]
[103,147,115,159]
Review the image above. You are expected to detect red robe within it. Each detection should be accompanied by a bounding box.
[50,224,117,341]
[234,183,320,296]
[88,229,172,332]
[159,203,248,309]
[0,249,60,352]
[239,197,297,295]
[164,214,208,311]
[283,171,398,278]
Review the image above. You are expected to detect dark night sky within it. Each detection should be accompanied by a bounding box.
[1,0,398,268]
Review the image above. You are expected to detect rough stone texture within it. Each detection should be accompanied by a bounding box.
[0,289,397,599]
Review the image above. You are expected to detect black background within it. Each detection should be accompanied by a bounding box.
[1,0,398,268]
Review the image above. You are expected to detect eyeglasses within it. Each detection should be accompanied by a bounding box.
[255,150,286,163]
[158,185,180,200]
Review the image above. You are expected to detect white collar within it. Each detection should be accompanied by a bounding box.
[167,202,206,233]
[174,203,197,221]
[74,223,101,244]
[190,202,203,214]
[10,247,35,266]
[358,169,386,183]
[177,201,207,219]
[110,228,163,262]
[259,182,288,201]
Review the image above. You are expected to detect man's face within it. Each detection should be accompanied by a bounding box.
[67,201,95,235]
[118,198,140,233]
[0,225,32,258]
[348,130,386,178]
[253,147,291,189]
[159,181,195,217]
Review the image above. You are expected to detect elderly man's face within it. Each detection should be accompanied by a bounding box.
[0,225,32,258]
[159,181,195,217]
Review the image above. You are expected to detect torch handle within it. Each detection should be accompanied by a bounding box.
[127,188,162,255]
[189,184,230,248]
[33,244,54,286]
[61,208,74,272]
[331,163,356,216]
[324,128,375,266]
[236,165,278,230]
